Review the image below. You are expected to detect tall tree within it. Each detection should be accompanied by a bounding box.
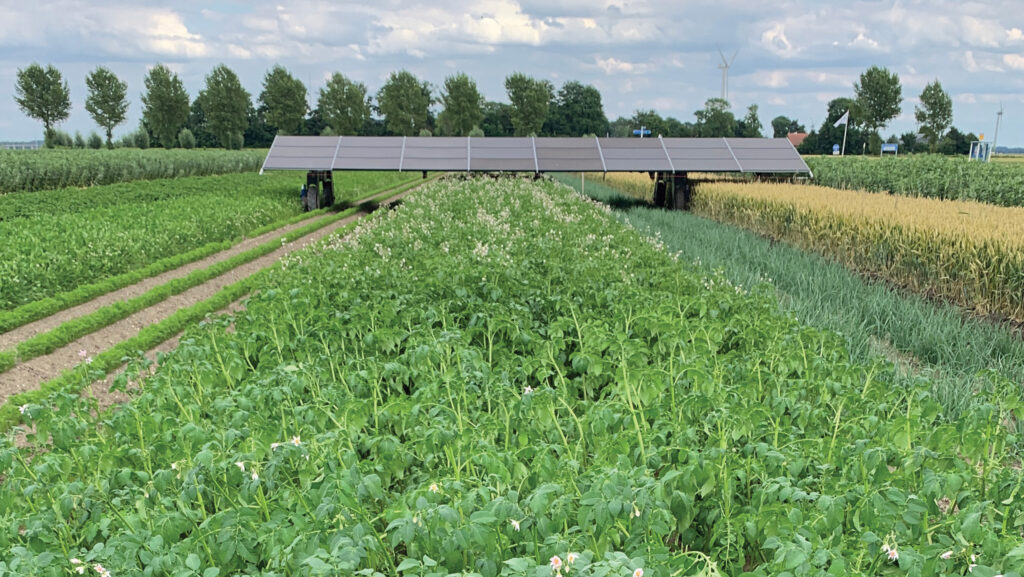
[738,104,763,137]
[437,73,484,136]
[85,66,129,148]
[197,64,251,148]
[694,98,737,137]
[629,109,668,137]
[317,74,371,135]
[915,79,953,151]
[771,115,805,138]
[480,101,514,137]
[504,73,554,136]
[14,63,71,144]
[142,64,190,149]
[376,70,432,136]
[259,65,307,135]
[548,81,608,136]
[854,66,903,133]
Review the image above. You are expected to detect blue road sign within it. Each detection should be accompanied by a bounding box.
[633,129,652,136]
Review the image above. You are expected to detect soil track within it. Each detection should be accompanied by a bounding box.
[0,184,424,407]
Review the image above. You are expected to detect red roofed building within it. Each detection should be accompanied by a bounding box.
[787,133,808,148]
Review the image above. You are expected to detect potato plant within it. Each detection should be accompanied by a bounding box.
[1,177,1022,576]
[0,171,411,310]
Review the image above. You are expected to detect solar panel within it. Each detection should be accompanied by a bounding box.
[470,137,536,171]
[261,135,810,174]
[401,137,468,171]
[535,138,605,172]
[261,136,339,171]
[598,137,672,172]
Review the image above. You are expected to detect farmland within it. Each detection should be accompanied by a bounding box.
[805,154,1024,206]
[594,171,1024,324]
[0,171,415,311]
[3,176,1023,576]
[0,148,269,194]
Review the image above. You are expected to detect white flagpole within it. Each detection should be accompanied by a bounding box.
[841,121,848,156]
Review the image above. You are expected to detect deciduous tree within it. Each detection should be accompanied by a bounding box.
[854,66,903,133]
[548,81,608,136]
[14,63,71,145]
[142,64,190,148]
[504,73,553,136]
[376,70,432,136]
[915,80,953,151]
[85,66,129,148]
[438,73,483,136]
[259,65,308,135]
[694,98,736,137]
[198,64,251,148]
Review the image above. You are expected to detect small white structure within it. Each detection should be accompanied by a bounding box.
[968,141,992,162]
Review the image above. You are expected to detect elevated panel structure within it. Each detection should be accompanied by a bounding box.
[260,135,810,175]
[262,136,340,171]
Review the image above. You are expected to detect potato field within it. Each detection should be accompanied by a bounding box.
[1,150,1023,577]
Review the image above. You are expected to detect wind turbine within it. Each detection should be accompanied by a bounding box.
[718,49,738,104]
[993,103,1004,156]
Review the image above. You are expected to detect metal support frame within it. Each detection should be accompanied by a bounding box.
[651,171,691,210]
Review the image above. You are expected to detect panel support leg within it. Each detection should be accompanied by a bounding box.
[670,172,691,211]
[652,171,667,208]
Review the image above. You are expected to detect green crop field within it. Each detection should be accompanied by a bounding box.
[4,177,1022,576]
[0,171,413,311]
[805,154,1024,206]
[0,148,269,194]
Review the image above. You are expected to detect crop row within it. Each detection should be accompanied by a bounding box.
[805,155,1024,206]
[3,176,1021,576]
[690,180,1024,323]
[0,171,412,311]
[0,149,270,194]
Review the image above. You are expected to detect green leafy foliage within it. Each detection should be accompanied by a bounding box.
[84,66,129,147]
[142,64,191,149]
[14,63,71,139]
[377,70,432,136]
[505,73,553,136]
[259,65,308,136]
[437,73,484,136]
[806,155,1024,206]
[197,64,251,149]
[318,73,371,136]
[2,177,1021,576]
[0,171,412,310]
[0,148,268,193]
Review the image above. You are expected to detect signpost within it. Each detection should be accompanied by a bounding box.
[832,144,840,156]
[880,143,898,157]
[633,127,652,138]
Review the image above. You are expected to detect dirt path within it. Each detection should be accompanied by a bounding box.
[0,185,421,406]
[0,186,409,351]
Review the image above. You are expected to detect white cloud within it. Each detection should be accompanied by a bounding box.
[1004,53,1024,70]
[761,23,794,56]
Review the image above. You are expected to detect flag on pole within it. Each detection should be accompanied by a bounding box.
[833,110,850,127]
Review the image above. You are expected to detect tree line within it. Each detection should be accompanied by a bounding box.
[791,66,975,155]
[13,62,970,154]
[13,63,777,149]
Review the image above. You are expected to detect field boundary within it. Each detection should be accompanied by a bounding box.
[0,176,420,335]
[0,178,433,429]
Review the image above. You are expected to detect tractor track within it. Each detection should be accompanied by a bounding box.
[0,183,426,408]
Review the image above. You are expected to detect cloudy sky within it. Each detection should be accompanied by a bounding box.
[1,0,1022,145]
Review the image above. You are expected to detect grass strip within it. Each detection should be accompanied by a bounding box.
[0,176,418,334]
[552,173,1024,420]
[0,218,362,430]
[0,179,421,376]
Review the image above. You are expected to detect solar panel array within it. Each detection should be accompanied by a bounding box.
[262,136,809,174]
